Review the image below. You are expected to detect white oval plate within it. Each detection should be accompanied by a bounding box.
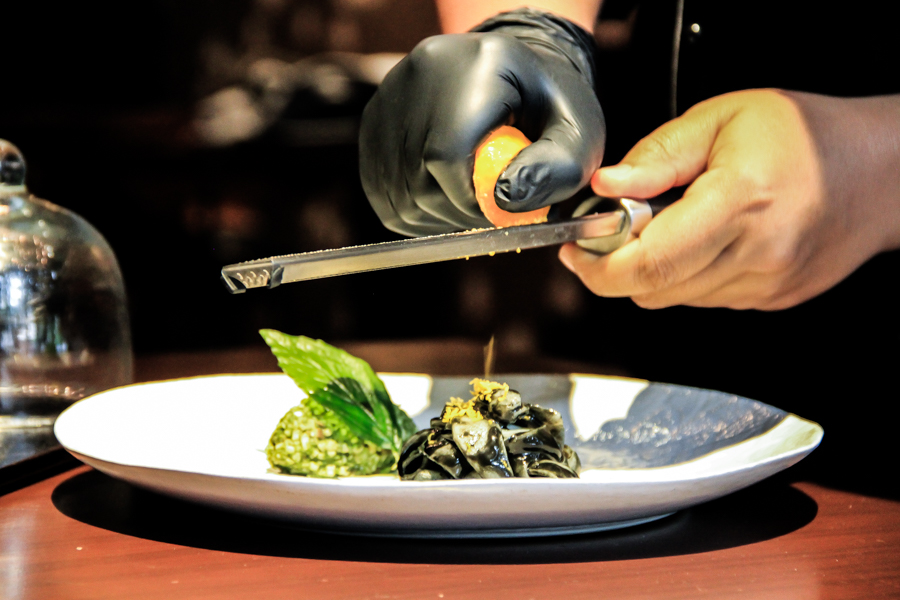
[54,373,822,538]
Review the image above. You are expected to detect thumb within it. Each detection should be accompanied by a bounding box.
[494,135,597,212]
[495,80,606,212]
[592,103,732,199]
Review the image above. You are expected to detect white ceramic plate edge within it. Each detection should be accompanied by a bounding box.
[54,373,822,536]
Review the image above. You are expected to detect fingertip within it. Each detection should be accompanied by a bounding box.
[589,169,603,194]
[558,243,577,272]
[598,164,634,183]
[559,242,626,299]
[558,242,604,273]
[591,163,642,197]
[595,162,682,200]
[495,162,564,212]
[496,139,583,211]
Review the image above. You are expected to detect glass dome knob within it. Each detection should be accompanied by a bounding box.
[0,140,26,187]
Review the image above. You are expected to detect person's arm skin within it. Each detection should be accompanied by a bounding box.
[436,1,601,34]
[558,89,900,310]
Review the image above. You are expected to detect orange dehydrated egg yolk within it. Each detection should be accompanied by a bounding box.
[473,126,550,227]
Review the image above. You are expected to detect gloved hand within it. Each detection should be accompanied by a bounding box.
[359,8,606,236]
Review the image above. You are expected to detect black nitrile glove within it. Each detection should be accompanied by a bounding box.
[358,8,606,236]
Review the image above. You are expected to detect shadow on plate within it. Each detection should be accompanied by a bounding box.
[51,470,817,564]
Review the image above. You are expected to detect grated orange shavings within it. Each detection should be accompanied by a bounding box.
[441,397,484,423]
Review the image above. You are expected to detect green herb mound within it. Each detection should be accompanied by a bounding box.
[260,329,417,478]
[266,397,394,478]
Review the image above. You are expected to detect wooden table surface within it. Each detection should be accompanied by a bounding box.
[2,342,899,600]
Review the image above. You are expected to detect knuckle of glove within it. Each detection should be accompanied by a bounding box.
[410,34,466,63]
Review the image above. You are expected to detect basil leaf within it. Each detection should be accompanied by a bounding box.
[307,383,393,450]
[260,329,416,454]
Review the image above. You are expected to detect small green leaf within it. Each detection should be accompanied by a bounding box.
[308,385,392,450]
[260,330,416,455]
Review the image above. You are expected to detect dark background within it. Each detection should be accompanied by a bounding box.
[2,0,897,495]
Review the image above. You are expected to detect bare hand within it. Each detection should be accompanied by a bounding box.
[558,89,900,310]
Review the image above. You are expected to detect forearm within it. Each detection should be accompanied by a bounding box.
[841,95,900,252]
[435,0,602,33]
[788,92,900,255]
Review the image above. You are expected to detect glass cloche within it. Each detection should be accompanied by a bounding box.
[1,140,133,427]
